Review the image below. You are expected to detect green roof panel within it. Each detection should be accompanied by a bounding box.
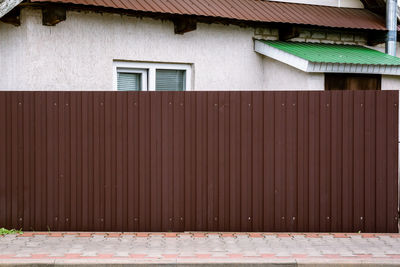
[261,40,400,66]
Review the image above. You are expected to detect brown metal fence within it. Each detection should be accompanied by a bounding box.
[0,91,398,233]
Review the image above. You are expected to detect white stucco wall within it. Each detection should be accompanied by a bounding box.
[269,0,364,8]
[0,8,270,91]
[0,17,28,90]
[382,75,400,90]
[262,57,325,90]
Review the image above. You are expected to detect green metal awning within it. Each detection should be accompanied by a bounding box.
[254,40,400,75]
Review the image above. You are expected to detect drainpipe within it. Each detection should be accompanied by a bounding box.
[386,0,398,56]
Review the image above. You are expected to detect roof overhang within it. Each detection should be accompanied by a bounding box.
[255,40,400,75]
[0,0,23,18]
[19,0,390,31]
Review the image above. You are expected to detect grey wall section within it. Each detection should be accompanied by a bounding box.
[0,91,398,233]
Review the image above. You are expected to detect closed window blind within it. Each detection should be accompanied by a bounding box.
[156,70,185,91]
[117,72,141,91]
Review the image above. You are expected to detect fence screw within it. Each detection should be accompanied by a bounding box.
[100,102,104,106]
[360,103,363,107]
[215,217,218,221]
[248,217,251,221]
[134,102,137,106]
[101,218,104,222]
[66,218,69,222]
[292,217,296,221]
[169,218,172,221]
[54,103,57,106]
[55,217,58,221]
[181,217,184,221]
[18,102,22,106]
[326,103,329,107]
[65,103,69,106]
[180,103,184,106]
[281,216,285,220]
[19,217,22,221]
[281,103,285,106]
[169,102,172,105]
[134,218,138,222]
[292,103,296,106]
[326,216,330,220]
[248,103,251,107]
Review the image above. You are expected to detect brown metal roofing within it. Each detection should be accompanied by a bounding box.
[29,0,388,30]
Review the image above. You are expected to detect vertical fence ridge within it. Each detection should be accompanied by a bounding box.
[0,91,398,233]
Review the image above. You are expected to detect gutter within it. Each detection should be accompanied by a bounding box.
[0,0,23,18]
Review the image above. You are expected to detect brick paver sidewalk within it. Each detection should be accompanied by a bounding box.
[1,232,400,265]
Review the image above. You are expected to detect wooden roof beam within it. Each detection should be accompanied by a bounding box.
[42,5,66,26]
[174,17,196,34]
[0,5,19,26]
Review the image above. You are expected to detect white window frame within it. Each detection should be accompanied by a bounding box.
[113,61,192,91]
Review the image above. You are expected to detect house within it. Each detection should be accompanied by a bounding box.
[0,0,399,234]
[1,0,400,91]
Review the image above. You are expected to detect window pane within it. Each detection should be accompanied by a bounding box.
[156,69,185,91]
[117,72,141,91]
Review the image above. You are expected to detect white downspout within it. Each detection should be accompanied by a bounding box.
[386,0,398,56]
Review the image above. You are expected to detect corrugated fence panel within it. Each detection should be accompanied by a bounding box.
[296,92,309,232]
[330,91,343,232]
[0,91,398,233]
[0,92,6,229]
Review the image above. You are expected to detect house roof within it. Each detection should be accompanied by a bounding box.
[28,0,389,31]
[254,40,400,75]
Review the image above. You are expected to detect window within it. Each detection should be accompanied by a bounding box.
[113,61,192,91]
[117,69,147,91]
[156,69,186,91]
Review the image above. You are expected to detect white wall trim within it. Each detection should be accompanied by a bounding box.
[0,0,23,18]
[255,40,400,76]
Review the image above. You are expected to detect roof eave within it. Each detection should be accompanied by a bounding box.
[254,40,400,75]
[254,39,310,72]
[0,0,23,18]
[307,62,400,75]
